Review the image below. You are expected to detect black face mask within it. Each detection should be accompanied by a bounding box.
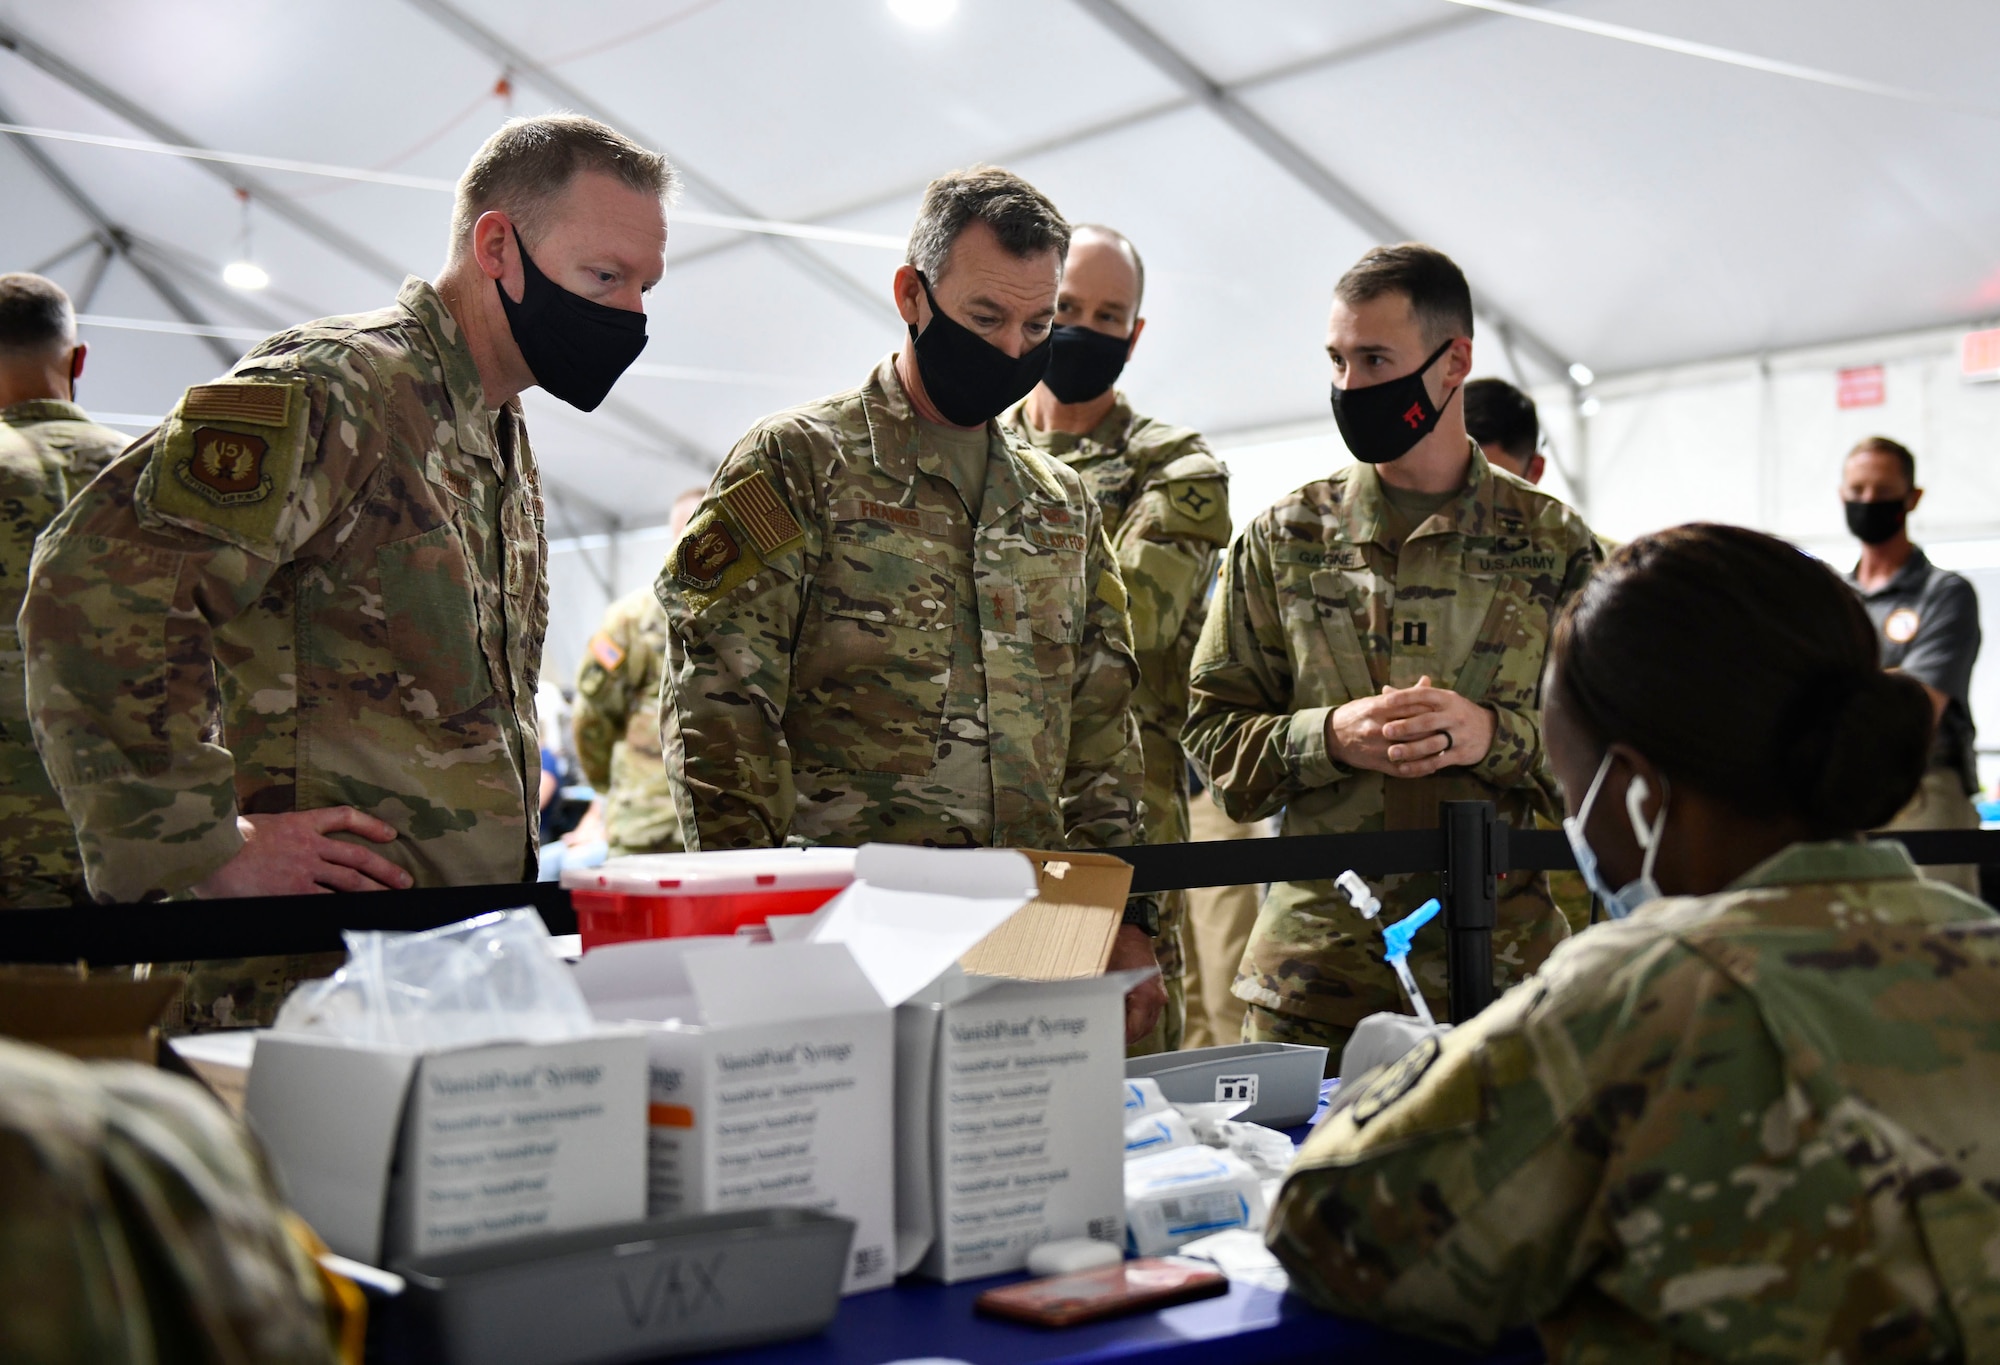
[908,271,1052,427]
[1329,339,1457,464]
[496,227,648,412]
[1845,498,1909,545]
[1041,323,1132,405]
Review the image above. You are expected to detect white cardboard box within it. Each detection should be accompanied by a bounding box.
[572,938,900,1295]
[799,846,1135,1283]
[245,1029,647,1266]
[894,970,1133,1282]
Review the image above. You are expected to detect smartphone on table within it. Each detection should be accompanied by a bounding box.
[974,1259,1228,1328]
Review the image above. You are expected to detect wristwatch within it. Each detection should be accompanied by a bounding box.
[1121,896,1161,938]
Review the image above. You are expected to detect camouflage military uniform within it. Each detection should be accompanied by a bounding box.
[0,400,128,907]
[1003,392,1229,1049]
[0,1036,337,1363]
[1184,448,1596,1045]
[23,276,546,902]
[1271,839,2000,1361]
[575,586,683,855]
[658,355,1145,857]
[22,279,545,1028]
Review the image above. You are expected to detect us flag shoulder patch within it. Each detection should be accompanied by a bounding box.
[588,631,625,671]
[182,381,292,427]
[718,469,805,557]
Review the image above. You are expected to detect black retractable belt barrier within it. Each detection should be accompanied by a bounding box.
[4,826,1999,1015]
[0,881,573,965]
[1441,802,1501,1022]
[1118,828,1444,894]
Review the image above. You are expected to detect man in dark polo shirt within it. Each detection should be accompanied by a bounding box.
[1841,435,1983,896]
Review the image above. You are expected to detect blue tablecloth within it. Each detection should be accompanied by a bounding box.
[721,1273,1542,1365]
[373,1080,1542,1364]
[725,1079,1541,1365]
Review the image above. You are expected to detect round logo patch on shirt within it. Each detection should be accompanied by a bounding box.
[1884,607,1921,644]
[1349,1034,1441,1128]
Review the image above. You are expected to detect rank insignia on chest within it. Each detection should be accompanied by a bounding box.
[677,520,741,590]
[177,427,274,505]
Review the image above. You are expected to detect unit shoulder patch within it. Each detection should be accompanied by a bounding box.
[137,376,309,556]
[178,427,273,506]
[666,508,768,616]
[718,469,805,558]
[1350,1034,1441,1127]
[1166,477,1224,522]
[677,518,742,590]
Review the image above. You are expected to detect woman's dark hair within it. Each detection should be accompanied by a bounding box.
[1550,524,1932,836]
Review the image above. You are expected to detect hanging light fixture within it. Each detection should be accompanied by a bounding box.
[887,0,957,28]
[222,187,269,291]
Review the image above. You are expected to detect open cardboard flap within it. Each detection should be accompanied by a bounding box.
[570,935,743,1026]
[0,968,185,1064]
[957,849,1133,981]
[803,846,1039,1007]
[573,935,881,1030]
[246,1033,422,1259]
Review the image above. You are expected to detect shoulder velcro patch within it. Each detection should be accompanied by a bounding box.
[667,509,764,613]
[1165,477,1226,524]
[678,518,742,590]
[183,381,293,427]
[136,376,309,558]
[1350,1034,1440,1127]
[717,469,804,558]
[588,631,626,672]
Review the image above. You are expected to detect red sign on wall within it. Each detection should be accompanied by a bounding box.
[1964,327,2000,382]
[1837,365,1885,409]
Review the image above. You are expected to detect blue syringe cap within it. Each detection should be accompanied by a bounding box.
[1382,898,1442,961]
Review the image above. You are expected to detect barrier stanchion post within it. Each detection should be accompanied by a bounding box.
[1441,801,1501,1022]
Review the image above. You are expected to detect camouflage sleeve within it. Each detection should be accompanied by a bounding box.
[1468,531,1600,792]
[657,432,816,851]
[1267,922,1739,1351]
[1182,520,1344,824]
[1060,510,1145,852]
[573,603,637,790]
[21,358,380,900]
[1116,448,1230,696]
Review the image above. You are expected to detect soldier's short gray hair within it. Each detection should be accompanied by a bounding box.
[451,114,678,254]
[905,166,1070,285]
[0,273,76,357]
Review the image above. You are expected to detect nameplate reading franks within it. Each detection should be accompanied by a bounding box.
[178,427,274,506]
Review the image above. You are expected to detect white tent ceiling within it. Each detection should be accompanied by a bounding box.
[4,0,1997,532]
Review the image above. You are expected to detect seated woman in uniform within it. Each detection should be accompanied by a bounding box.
[1268,523,1999,1362]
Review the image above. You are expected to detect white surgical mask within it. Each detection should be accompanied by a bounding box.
[1562,750,1670,920]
